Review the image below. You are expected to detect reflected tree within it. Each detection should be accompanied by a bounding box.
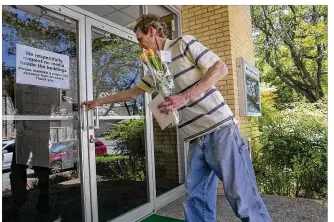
[2,6,143,116]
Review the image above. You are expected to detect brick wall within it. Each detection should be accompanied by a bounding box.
[152,97,180,195]
[181,5,258,195]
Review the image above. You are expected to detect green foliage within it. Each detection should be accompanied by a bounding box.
[104,120,146,181]
[95,155,144,181]
[252,6,328,103]
[253,86,327,199]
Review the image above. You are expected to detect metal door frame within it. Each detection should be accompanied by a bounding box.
[84,15,155,222]
[50,5,185,221]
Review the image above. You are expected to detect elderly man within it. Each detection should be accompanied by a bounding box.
[83,14,271,222]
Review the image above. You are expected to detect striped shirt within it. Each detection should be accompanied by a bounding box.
[136,35,235,142]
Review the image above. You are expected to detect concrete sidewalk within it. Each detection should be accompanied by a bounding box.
[156,195,327,222]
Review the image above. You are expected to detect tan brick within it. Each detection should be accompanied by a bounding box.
[202,11,215,18]
[196,17,209,24]
[182,5,194,10]
[217,36,230,42]
[215,7,227,14]
[224,94,235,100]
[223,31,230,36]
[208,39,217,44]
[216,16,228,24]
[195,8,207,15]
[210,33,221,40]
[223,21,229,27]
[202,29,217,37]
[222,26,230,32]
[203,40,211,46]
[224,50,231,55]
[183,12,194,19]
[214,5,221,9]
[189,24,202,30]
[182,9,189,15]
[226,84,234,89]
[189,6,202,13]
[201,26,209,32]
[208,24,220,30]
[208,6,214,12]
[202,20,216,27]
[187,30,196,35]
[194,15,202,20]
[223,55,232,60]
[189,21,196,26]
[199,35,210,41]
[227,79,234,85]
[196,33,203,37]
[209,14,222,21]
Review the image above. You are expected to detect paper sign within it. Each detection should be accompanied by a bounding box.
[148,94,175,130]
[160,50,172,62]
[16,44,70,89]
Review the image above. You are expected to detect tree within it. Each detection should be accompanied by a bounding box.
[252,84,327,198]
[251,6,327,103]
[91,34,143,116]
[2,6,143,116]
[104,120,146,180]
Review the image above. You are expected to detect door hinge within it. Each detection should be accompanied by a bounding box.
[171,19,176,32]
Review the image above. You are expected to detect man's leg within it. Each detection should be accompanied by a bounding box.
[9,144,28,218]
[204,123,271,222]
[183,136,218,222]
[33,166,49,214]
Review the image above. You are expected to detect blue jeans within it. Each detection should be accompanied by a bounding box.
[183,122,271,222]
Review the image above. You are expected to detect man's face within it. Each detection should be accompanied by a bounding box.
[136,28,157,50]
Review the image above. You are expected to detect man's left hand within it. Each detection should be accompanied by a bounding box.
[158,93,190,115]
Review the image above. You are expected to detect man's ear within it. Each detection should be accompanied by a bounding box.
[149,27,157,37]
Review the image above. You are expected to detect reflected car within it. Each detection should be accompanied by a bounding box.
[28,139,107,174]
[2,140,15,170]
[2,140,53,171]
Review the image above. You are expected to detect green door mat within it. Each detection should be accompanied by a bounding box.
[141,215,184,222]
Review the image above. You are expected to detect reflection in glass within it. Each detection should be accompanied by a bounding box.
[2,6,81,222]
[92,28,143,117]
[153,117,181,197]
[91,28,149,221]
[246,75,261,113]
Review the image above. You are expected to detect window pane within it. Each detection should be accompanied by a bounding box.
[2,6,82,221]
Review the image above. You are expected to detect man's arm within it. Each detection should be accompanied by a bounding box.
[158,59,228,114]
[83,85,145,110]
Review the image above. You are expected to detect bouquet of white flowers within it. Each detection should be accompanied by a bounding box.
[140,48,179,128]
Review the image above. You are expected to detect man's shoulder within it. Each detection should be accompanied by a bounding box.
[169,35,197,47]
[180,35,196,42]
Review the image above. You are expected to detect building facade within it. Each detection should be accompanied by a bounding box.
[2,5,257,221]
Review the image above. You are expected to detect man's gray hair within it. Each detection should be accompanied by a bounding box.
[133,14,169,38]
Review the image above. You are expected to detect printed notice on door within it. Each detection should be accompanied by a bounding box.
[16,44,70,89]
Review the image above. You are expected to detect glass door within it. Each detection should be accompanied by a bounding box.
[2,5,92,222]
[85,17,154,222]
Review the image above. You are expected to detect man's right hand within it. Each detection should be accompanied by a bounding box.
[82,100,100,111]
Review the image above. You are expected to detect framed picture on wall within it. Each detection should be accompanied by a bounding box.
[237,57,261,116]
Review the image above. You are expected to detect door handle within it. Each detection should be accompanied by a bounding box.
[81,103,87,130]
[94,106,99,129]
